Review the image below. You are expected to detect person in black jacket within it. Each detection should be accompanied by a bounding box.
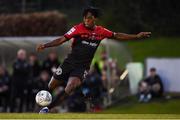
[138,68,164,102]
[31,70,50,111]
[10,49,30,112]
[42,51,61,76]
[35,70,50,91]
[26,53,41,111]
[29,53,41,79]
[0,65,11,112]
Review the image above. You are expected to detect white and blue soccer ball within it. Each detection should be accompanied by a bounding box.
[35,90,52,107]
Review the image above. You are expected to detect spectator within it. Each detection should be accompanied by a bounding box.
[42,51,60,76]
[30,70,50,111]
[67,89,86,112]
[82,66,104,112]
[100,51,121,89]
[35,70,50,91]
[26,53,41,111]
[110,59,121,87]
[10,49,30,112]
[29,53,41,78]
[138,67,164,102]
[0,65,11,112]
[100,51,110,89]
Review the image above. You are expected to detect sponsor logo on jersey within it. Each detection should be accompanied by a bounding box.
[82,41,98,47]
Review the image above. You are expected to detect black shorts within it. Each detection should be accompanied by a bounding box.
[53,62,89,83]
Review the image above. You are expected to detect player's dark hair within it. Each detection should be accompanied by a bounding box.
[83,6,101,18]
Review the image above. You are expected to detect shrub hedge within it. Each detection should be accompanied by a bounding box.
[0,11,67,36]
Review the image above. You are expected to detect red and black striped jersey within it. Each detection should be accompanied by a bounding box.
[63,23,113,68]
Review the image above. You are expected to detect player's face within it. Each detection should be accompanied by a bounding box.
[150,71,156,77]
[83,12,96,29]
[17,50,26,60]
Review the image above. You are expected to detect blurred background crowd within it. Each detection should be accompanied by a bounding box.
[0,48,124,113]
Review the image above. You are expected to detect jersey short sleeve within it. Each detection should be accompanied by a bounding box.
[64,26,79,39]
[101,28,114,38]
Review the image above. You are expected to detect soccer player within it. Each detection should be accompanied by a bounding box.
[36,7,151,113]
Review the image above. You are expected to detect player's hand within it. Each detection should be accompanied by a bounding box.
[137,32,151,39]
[36,44,46,52]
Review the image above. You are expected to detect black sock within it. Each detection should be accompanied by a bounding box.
[48,90,68,109]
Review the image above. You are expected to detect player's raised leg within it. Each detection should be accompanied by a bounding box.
[39,76,82,113]
[48,76,81,109]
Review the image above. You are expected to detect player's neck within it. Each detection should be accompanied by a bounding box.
[83,23,96,30]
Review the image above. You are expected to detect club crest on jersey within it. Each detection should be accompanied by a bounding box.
[91,33,96,40]
[55,67,62,75]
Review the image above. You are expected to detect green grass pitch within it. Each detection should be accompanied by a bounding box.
[1,98,180,119]
[0,113,180,119]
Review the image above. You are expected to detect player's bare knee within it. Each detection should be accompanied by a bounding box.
[65,81,80,94]
[65,83,74,94]
[65,77,81,94]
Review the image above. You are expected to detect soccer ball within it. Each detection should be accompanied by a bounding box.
[35,90,52,107]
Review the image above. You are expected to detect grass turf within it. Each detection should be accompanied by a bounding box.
[126,37,180,62]
[93,37,180,68]
[0,97,180,119]
[103,97,180,114]
[0,113,180,119]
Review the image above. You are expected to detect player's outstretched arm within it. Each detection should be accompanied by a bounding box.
[112,32,151,41]
[36,36,68,52]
